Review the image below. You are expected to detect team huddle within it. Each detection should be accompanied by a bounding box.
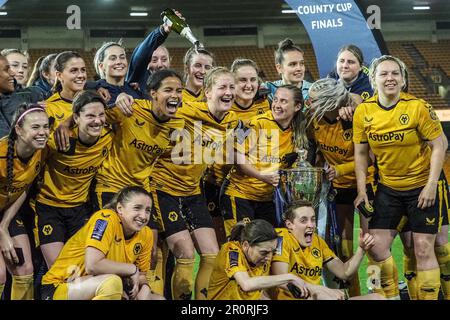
[0,12,448,301]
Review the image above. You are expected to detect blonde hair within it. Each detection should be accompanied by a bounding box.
[204,66,233,92]
[369,55,407,93]
[306,78,355,127]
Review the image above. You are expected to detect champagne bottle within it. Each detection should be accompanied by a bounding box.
[161,8,204,50]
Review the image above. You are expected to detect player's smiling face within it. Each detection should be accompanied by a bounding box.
[148,46,170,72]
[271,87,301,127]
[285,206,316,247]
[375,60,405,98]
[205,73,235,115]
[101,45,128,80]
[16,111,50,151]
[337,50,361,84]
[117,193,152,237]
[186,53,213,92]
[234,65,259,104]
[151,76,183,119]
[7,52,28,86]
[243,239,278,267]
[57,57,87,94]
[0,57,16,94]
[277,50,305,86]
[74,102,106,142]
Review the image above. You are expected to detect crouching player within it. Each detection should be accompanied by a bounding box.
[270,201,385,300]
[40,187,164,300]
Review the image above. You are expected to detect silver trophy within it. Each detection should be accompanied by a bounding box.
[279,149,325,208]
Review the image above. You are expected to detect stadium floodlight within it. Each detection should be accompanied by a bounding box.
[413,6,430,10]
[281,9,296,14]
[0,11,7,15]
[130,12,148,17]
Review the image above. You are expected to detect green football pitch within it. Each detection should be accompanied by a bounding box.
[352,214,405,294]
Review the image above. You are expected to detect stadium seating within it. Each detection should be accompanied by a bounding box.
[25,40,450,107]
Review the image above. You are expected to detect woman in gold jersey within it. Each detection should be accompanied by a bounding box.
[208,219,309,300]
[0,104,49,299]
[203,58,270,245]
[93,69,184,295]
[45,51,87,132]
[35,91,113,269]
[151,67,240,300]
[306,78,375,296]
[223,84,306,235]
[182,47,214,102]
[270,201,383,300]
[41,186,163,300]
[95,69,184,205]
[353,55,446,300]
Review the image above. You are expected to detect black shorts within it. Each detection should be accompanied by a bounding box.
[400,174,450,232]
[94,191,159,230]
[41,283,57,300]
[370,183,441,234]
[0,210,28,237]
[203,180,222,217]
[36,202,91,244]
[93,191,115,211]
[222,194,277,229]
[152,189,212,239]
[334,183,375,205]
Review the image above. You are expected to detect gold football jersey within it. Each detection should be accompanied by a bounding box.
[205,99,271,186]
[45,92,73,129]
[95,99,185,193]
[182,88,205,103]
[37,126,113,207]
[0,137,46,209]
[353,92,442,190]
[207,241,270,300]
[151,101,240,196]
[226,111,296,201]
[42,209,153,285]
[271,228,336,299]
[313,118,374,188]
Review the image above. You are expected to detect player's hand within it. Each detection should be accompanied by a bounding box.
[0,228,18,265]
[325,165,338,181]
[115,93,134,117]
[337,106,354,121]
[97,87,111,104]
[313,287,346,300]
[128,266,140,300]
[290,278,310,299]
[129,82,140,91]
[54,122,72,151]
[354,192,368,209]
[260,172,280,187]
[358,229,375,251]
[417,181,437,209]
[162,10,185,33]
